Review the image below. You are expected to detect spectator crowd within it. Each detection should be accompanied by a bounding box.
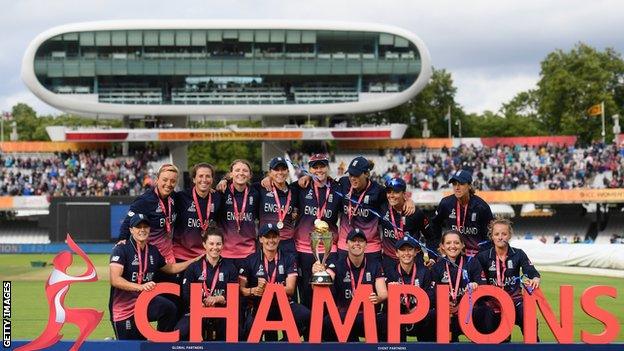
[290,142,624,193]
[0,148,168,197]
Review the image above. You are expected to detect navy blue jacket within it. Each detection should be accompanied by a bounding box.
[119,188,177,262]
[429,255,486,307]
[475,247,540,301]
[431,194,494,256]
[181,257,238,313]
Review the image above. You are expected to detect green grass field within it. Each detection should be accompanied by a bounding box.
[1,253,622,342]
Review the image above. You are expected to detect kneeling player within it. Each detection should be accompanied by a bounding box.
[176,227,238,340]
[475,218,541,341]
[239,223,311,341]
[314,228,388,341]
[386,235,434,341]
[109,213,198,340]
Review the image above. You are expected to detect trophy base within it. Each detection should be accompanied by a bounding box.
[310,272,333,286]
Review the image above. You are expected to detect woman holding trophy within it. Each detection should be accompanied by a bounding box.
[292,154,343,308]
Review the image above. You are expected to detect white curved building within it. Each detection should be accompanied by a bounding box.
[22,20,431,117]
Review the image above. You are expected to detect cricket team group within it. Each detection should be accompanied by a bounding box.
[109,154,541,342]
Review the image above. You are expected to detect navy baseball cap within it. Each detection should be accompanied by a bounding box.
[259,223,280,237]
[129,213,149,228]
[308,153,329,167]
[346,228,367,242]
[448,169,473,184]
[395,235,419,250]
[385,177,407,192]
[347,156,370,176]
[269,157,288,170]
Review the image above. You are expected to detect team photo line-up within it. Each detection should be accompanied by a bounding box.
[109,154,541,342]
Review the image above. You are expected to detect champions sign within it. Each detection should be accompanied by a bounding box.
[14,237,621,349]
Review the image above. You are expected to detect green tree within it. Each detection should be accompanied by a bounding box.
[535,43,624,143]
[12,103,40,140]
[355,68,463,138]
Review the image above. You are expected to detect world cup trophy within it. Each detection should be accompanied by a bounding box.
[310,219,334,285]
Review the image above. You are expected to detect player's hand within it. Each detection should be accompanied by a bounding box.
[468,282,478,291]
[424,257,435,268]
[403,198,416,215]
[204,296,219,307]
[298,175,311,188]
[141,281,156,291]
[526,277,540,290]
[215,179,228,192]
[312,261,326,274]
[369,292,380,305]
[260,176,273,191]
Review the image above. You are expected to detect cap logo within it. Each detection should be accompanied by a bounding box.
[352,160,358,166]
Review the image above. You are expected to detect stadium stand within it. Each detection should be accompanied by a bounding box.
[0,147,168,197]
[290,142,624,192]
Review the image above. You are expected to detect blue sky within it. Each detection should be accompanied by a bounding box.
[1,0,622,116]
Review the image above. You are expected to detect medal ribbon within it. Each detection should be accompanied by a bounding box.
[347,257,366,294]
[347,181,372,223]
[398,263,417,309]
[135,242,148,285]
[229,184,248,232]
[271,186,292,225]
[455,199,469,233]
[389,207,405,240]
[496,255,507,287]
[313,183,331,221]
[202,258,221,298]
[192,187,212,232]
[263,251,279,284]
[155,187,172,235]
[445,256,464,304]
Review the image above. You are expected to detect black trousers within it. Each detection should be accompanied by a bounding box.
[297,251,330,309]
[176,315,227,341]
[242,301,311,341]
[400,309,436,342]
[491,301,540,342]
[112,295,177,340]
[322,311,387,342]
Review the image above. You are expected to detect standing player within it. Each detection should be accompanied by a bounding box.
[176,227,238,341]
[258,157,299,256]
[239,223,311,341]
[431,169,494,257]
[313,228,387,341]
[386,235,434,341]
[109,213,198,340]
[217,159,260,270]
[173,163,221,262]
[292,153,342,309]
[379,177,433,274]
[475,218,541,341]
[429,230,493,342]
[119,164,179,264]
[335,157,387,263]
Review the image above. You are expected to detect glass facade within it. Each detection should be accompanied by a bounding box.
[34,29,422,105]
